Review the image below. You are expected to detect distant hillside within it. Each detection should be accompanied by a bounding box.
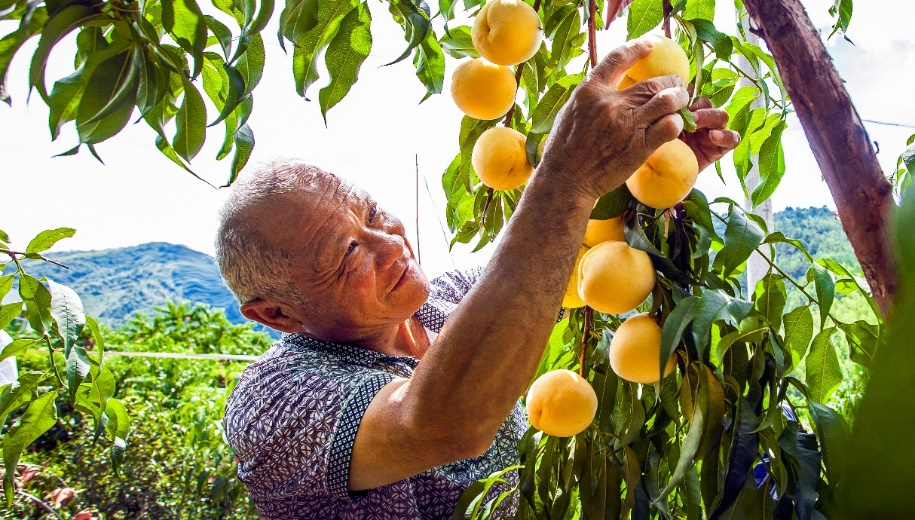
[4,242,244,328]
[773,206,861,279]
[2,207,860,332]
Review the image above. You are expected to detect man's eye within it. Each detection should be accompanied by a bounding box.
[346,242,357,256]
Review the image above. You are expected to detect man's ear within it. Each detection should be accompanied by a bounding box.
[240,299,305,333]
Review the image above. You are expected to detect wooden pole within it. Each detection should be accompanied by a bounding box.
[741,0,897,318]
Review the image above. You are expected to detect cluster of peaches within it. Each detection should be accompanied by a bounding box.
[452,1,702,438]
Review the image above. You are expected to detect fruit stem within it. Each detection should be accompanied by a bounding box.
[502,66,525,127]
[663,0,672,38]
[587,0,598,68]
[580,306,593,377]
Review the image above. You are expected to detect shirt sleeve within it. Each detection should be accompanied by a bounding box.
[224,352,395,505]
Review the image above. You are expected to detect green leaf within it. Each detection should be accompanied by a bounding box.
[782,305,814,369]
[3,390,58,506]
[684,0,716,23]
[627,0,664,39]
[679,107,697,133]
[319,1,372,120]
[440,25,478,59]
[48,280,85,356]
[750,120,787,207]
[689,18,732,60]
[84,314,106,366]
[66,346,91,403]
[292,0,357,99]
[840,186,915,516]
[691,290,753,357]
[173,78,207,161]
[236,33,265,97]
[807,401,847,489]
[413,30,444,101]
[279,0,320,48]
[386,0,432,66]
[764,231,814,263]
[25,227,75,255]
[754,273,786,332]
[808,264,836,328]
[162,0,207,78]
[590,185,634,220]
[0,338,39,362]
[0,6,47,105]
[18,274,53,334]
[76,41,138,126]
[204,15,233,59]
[806,328,842,403]
[0,372,44,425]
[656,364,711,501]
[718,206,765,278]
[229,124,255,185]
[827,0,853,38]
[75,46,137,145]
[29,4,103,101]
[0,302,20,330]
[531,75,583,134]
[242,0,274,37]
[660,295,700,377]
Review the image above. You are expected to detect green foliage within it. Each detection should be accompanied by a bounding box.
[839,181,915,516]
[4,300,270,518]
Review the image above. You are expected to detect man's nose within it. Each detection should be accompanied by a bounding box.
[372,232,407,269]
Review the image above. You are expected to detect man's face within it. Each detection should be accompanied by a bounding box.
[267,174,430,341]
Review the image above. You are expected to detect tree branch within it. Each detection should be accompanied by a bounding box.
[742,0,897,318]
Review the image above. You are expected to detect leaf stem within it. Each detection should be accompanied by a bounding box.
[587,0,598,68]
[580,306,593,376]
[45,335,65,387]
[0,249,70,269]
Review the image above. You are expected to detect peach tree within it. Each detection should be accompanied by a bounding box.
[2,0,912,517]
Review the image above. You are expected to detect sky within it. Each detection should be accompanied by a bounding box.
[1,0,913,280]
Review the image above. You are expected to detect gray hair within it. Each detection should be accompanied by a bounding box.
[215,158,330,306]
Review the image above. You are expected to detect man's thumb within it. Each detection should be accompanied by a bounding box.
[589,37,656,88]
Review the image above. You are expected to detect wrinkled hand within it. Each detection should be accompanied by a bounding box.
[538,38,690,200]
[679,97,741,171]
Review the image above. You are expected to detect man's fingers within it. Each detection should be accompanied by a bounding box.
[637,84,689,127]
[645,113,684,149]
[690,97,712,110]
[693,107,728,130]
[708,129,741,149]
[589,37,655,87]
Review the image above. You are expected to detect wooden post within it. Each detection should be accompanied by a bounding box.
[742,0,897,318]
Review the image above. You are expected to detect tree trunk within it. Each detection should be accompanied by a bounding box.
[742,0,897,318]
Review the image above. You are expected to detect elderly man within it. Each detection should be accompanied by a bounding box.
[216,38,739,519]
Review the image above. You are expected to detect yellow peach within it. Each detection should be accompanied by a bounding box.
[609,313,677,384]
[526,369,598,437]
[583,217,625,248]
[626,139,699,209]
[578,241,656,314]
[472,0,542,66]
[471,127,534,191]
[451,58,517,120]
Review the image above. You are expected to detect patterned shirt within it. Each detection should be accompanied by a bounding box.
[225,268,528,519]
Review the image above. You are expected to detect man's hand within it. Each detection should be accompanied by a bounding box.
[680,97,741,171]
[539,37,690,201]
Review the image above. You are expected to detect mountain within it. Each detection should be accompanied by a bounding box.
[5,242,244,328]
[3,207,861,332]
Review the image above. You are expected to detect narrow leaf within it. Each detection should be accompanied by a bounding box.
[25,228,75,254]
[806,328,842,403]
[173,77,207,161]
[318,1,372,120]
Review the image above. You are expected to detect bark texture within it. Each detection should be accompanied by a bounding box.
[743,0,897,318]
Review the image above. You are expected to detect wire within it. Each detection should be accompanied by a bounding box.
[862,119,915,129]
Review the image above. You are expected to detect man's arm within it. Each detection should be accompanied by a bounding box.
[349,38,735,491]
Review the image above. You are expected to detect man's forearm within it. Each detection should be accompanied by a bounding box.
[407,166,600,443]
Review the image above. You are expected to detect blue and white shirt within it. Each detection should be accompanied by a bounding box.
[224,268,528,519]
